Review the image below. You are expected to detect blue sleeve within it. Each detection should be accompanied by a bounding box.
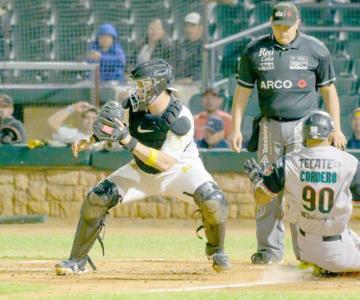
[100,45,126,66]
[262,157,286,193]
[350,162,360,201]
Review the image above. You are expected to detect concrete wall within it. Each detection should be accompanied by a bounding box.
[0,168,359,220]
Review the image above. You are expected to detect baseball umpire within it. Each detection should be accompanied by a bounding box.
[231,2,346,264]
[55,59,231,275]
[244,110,360,274]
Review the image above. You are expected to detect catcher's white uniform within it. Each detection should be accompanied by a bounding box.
[109,104,214,203]
[260,145,360,272]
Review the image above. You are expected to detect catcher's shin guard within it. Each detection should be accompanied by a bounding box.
[194,181,230,271]
[69,179,120,262]
[194,181,227,252]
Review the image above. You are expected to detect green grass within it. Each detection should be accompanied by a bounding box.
[0,282,47,295]
[21,290,360,300]
[0,230,294,262]
[2,221,359,299]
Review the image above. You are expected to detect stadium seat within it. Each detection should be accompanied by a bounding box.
[340,114,353,139]
[339,7,360,26]
[252,1,272,25]
[52,0,90,10]
[340,94,359,116]
[335,77,357,96]
[11,23,53,61]
[309,32,337,44]
[12,0,50,10]
[57,39,89,61]
[352,58,360,78]
[93,10,132,26]
[12,5,52,25]
[347,41,360,59]
[213,4,250,38]
[322,40,339,55]
[220,39,250,78]
[332,57,351,77]
[300,5,334,26]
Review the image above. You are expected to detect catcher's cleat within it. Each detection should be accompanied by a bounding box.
[55,256,96,275]
[211,252,232,273]
[251,251,283,265]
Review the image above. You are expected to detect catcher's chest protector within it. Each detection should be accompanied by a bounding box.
[128,97,182,174]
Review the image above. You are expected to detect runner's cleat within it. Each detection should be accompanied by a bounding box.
[312,265,339,278]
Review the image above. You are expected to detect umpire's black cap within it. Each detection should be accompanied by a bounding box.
[271,2,299,26]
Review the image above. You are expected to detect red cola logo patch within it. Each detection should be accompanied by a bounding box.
[297,79,307,89]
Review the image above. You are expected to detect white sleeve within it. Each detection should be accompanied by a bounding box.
[52,126,88,144]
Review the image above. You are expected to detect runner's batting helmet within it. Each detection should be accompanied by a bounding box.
[303,110,335,140]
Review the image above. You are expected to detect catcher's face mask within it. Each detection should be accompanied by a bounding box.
[128,78,162,112]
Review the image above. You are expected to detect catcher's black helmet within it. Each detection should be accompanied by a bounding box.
[128,59,175,111]
[303,110,335,141]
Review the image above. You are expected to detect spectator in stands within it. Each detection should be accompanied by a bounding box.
[197,116,229,149]
[135,19,174,65]
[0,94,26,144]
[194,88,233,140]
[175,12,204,83]
[87,23,126,82]
[347,108,360,149]
[48,101,98,144]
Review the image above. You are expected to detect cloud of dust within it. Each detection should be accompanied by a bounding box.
[256,265,311,285]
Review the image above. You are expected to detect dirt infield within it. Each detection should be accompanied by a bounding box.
[1,219,360,299]
[1,259,360,298]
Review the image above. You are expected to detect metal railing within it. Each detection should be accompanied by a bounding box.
[0,61,100,105]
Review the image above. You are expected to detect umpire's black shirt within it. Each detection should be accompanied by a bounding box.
[236,32,336,120]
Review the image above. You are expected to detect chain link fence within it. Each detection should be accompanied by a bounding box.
[0,0,360,139]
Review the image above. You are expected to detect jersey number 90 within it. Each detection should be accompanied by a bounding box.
[302,186,334,214]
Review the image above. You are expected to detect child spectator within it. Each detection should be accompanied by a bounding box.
[87,23,126,82]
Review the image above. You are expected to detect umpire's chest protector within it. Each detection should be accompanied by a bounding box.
[128,98,190,174]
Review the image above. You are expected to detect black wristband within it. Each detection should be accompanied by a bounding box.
[92,134,100,143]
[121,137,138,151]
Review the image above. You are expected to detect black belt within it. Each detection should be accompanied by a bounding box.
[299,228,342,242]
[268,116,303,122]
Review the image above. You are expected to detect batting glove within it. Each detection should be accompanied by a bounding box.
[243,158,264,185]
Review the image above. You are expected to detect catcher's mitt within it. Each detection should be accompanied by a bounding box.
[93,100,128,142]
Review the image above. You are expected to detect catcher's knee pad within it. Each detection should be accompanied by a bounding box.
[81,179,120,222]
[194,181,227,226]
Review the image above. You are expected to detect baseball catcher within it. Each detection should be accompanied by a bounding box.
[55,59,231,275]
[244,110,360,274]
